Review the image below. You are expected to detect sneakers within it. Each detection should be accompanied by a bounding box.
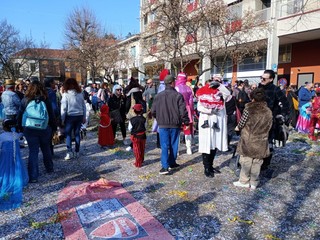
[186,148,192,155]
[126,146,132,151]
[233,181,250,188]
[250,185,257,190]
[64,152,73,160]
[159,168,170,175]
[74,152,79,159]
[169,163,180,170]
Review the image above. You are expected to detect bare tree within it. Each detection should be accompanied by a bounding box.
[0,19,35,80]
[64,7,119,84]
[141,0,269,78]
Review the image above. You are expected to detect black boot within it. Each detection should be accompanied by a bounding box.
[203,153,214,178]
[201,120,209,128]
[204,168,214,178]
[212,122,220,130]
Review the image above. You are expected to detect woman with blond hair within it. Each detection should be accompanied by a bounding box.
[60,78,86,160]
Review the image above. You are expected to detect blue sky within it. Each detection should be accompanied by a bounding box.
[0,0,140,49]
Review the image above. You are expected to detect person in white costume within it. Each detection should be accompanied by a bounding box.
[196,76,230,177]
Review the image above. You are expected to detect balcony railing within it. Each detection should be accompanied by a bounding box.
[279,0,320,18]
[255,8,271,21]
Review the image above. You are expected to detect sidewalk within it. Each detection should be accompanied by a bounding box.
[0,127,319,239]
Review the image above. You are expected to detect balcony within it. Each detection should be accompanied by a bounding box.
[279,0,320,18]
[255,8,271,21]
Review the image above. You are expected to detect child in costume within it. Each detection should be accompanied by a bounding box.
[196,80,224,130]
[296,101,312,133]
[309,88,320,141]
[0,119,29,211]
[175,72,194,154]
[98,104,114,148]
[128,104,147,167]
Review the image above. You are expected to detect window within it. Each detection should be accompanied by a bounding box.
[214,56,233,75]
[238,53,266,72]
[144,14,148,26]
[130,46,136,58]
[150,11,155,22]
[228,2,242,19]
[152,38,157,45]
[278,44,292,63]
[30,63,36,72]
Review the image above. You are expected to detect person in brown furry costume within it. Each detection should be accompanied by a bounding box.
[233,88,273,190]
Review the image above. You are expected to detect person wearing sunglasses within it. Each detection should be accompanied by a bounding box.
[258,69,290,171]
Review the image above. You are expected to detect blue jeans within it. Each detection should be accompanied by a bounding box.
[158,128,180,169]
[64,115,83,153]
[24,127,53,181]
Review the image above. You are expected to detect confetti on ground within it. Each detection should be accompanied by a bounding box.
[228,216,254,225]
[168,190,188,199]
[138,174,155,180]
[265,234,281,240]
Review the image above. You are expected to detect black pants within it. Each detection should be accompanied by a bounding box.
[202,149,217,170]
[112,121,126,139]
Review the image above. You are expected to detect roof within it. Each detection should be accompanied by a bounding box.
[13,48,74,60]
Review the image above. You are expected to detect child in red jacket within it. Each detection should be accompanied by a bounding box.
[128,104,147,167]
[309,88,320,141]
[98,105,114,148]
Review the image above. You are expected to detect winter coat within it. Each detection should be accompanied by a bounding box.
[259,82,290,117]
[151,85,189,128]
[98,105,114,146]
[175,73,194,123]
[237,101,273,159]
[197,84,230,154]
[1,90,21,116]
[298,87,313,108]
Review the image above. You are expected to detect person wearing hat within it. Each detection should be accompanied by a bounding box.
[98,104,114,148]
[175,72,194,155]
[151,75,189,175]
[152,69,171,148]
[128,103,147,167]
[309,87,320,141]
[1,79,21,121]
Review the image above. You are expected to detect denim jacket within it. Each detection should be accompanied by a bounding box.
[1,90,21,116]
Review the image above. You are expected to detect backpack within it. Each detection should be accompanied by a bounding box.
[292,97,299,111]
[22,99,49,130]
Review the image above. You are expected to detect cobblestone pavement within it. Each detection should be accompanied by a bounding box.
[0,123,320,239]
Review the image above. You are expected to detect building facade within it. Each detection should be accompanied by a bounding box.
[137,0,320,87]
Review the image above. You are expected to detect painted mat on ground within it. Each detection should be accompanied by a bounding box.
[57,178,173,240]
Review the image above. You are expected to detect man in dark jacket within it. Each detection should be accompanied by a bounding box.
[259,69,290,170]
[151,75,189,175]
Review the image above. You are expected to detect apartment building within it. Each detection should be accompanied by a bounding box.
[138,0,320,86]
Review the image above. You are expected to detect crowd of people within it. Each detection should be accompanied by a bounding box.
[1,69,320,210]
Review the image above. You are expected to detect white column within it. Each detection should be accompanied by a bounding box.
[266,0,279,78]
[201,55,211,85]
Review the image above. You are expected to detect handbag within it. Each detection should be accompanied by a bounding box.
[292,97,299,111]
[110,109,123,123]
